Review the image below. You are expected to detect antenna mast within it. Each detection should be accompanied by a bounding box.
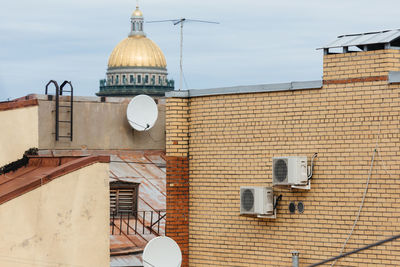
[147,18,219,90]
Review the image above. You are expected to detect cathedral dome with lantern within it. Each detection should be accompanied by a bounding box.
[97,6,174,97]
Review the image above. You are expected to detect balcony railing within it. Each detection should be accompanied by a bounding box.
[110,210,166,236]
[98,79,175,91]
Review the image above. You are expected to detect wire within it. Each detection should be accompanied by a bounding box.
[146,130,165,143]
[307,153,318,181]
[331,114,382,266]
[309,234,400,267]
[128,119,150,130]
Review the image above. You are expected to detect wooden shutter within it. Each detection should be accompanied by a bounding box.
[110,182,139,215]
[110,189,117,214]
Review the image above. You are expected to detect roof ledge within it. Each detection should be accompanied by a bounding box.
[165,80,322,98]
[389,71,400,84]
[0,99,38,112]
[0,155,110,205]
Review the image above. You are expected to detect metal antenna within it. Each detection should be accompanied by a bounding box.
[147,18,219,90]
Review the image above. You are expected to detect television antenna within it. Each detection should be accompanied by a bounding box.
[147,18,219,90]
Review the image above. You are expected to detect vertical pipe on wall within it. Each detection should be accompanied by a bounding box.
[292,251,299,267]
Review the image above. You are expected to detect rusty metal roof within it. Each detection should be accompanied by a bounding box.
[0,98,38,111]
[0,155,110,205]
[108,151,166,266]
[110,253,143,267]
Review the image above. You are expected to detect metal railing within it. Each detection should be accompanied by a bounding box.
[110,210,166,236]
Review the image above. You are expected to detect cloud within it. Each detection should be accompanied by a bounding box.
[0,0,399,98]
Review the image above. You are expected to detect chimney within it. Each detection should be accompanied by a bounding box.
[318,29,400,85]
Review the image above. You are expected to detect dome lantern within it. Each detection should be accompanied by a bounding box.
[130,5,145,37]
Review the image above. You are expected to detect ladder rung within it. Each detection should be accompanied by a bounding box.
[59,136,72,138]
[59,105,71,108]
[62,90,72,92]
[59,121,71,123]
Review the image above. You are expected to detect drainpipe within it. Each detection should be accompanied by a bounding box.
[291,251,299,267]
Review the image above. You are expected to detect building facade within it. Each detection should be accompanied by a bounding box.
[165,31,400,266]
[97,6,174,97]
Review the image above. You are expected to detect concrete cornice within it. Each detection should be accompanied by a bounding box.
[165,80,323,98]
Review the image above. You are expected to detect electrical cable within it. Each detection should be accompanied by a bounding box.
[128,119,150,130]
[145,130,165,143]
[274,194,282,210]
[307,153,318,181]
[331,115,381,266]
[310,234,400,267]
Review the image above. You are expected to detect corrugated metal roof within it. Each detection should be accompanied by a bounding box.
[108,151,166,267]
[318,29,400,49]
[110,253,143,267]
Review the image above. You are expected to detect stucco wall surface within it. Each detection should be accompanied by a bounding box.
[0,162,109,267]
[166,50,400,266]
[0,106,39,166]
[38,99,165,150]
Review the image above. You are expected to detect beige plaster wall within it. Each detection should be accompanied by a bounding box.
[0,106,39,166]
[0,162,110,267]
[38,98,165,150]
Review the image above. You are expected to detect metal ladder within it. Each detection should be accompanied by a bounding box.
[45,80,74,141]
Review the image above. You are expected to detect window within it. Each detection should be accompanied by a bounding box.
[130,75,134,83]
[116,75,119,85]
[122,75,126,85]
[145,75,149,84]
[137,75,142,84]
[110,182,138,215]
[158,76,162,85]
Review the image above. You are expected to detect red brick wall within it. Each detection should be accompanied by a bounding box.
[166,156,189,267]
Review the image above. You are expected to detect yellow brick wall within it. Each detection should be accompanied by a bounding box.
[166,97,189,157]
[323,49,400,80]
[167,50,400,266]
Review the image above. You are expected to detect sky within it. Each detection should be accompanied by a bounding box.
[0,0,399,100]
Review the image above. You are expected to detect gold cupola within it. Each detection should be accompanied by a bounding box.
[97,5,174,97]
[107,5,166,68]
[107,36,167,68]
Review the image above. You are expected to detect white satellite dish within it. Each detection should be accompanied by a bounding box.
[143,236,182,267]
[126,95,158,131]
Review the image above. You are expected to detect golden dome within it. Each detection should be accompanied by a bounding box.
[132,6,143,17]
[108,35,167,68]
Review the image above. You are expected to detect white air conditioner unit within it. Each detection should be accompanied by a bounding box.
[272,156,308,186]
[240,186,274,216]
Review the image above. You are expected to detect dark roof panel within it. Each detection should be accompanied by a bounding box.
[319,29,400,49]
